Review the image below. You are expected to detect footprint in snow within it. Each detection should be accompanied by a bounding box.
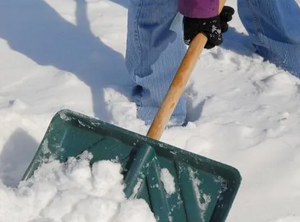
[254,73,300,96]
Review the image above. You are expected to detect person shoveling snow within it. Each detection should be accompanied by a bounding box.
[125,0,300,126]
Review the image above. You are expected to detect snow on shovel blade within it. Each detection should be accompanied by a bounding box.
[22,109,241,222]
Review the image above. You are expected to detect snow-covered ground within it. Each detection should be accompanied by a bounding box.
[1,0,300,221]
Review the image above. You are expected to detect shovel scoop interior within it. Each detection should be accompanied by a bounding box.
[22,109,241,222]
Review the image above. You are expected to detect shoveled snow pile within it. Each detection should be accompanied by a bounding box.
[0,152,156,222]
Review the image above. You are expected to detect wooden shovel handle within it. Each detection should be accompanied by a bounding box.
[147,0,227,140]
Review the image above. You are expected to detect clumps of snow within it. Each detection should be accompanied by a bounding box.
[41,139,51,155]
[160,168,176,196]
[0,152,156,222]
[131,178,143,198]
[188,168,211,221]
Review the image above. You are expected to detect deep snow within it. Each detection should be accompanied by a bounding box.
[1,0,300,221]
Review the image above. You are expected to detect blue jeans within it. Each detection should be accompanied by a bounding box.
[238,0,300,76]
[125,0,187,126]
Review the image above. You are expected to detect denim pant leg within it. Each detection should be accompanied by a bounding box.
[238,0,300,76]
[125,0,187,125]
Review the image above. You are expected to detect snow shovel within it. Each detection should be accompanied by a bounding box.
[22,0,241,221]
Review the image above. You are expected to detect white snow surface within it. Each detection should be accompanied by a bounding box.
[0,152,156,222]
[1,0,300,221]
[160,168,176,196]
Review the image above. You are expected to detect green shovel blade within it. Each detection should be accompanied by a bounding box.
[22,109,241,222]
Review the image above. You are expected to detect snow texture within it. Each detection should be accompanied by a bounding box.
[160,168,176,196]
[1,0,300,221]
[0,153,156,222]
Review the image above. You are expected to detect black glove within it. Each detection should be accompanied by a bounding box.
[220,6,235,33]
[183,15,222,49]
[183,6,235,49]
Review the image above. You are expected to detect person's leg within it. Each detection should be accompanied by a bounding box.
[237,0,300,76]
[125,0,187,126]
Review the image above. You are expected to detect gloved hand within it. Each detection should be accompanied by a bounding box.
[220,6,235,33]
[183,6,235,49]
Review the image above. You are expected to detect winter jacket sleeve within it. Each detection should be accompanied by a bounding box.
[178,0,219,18]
